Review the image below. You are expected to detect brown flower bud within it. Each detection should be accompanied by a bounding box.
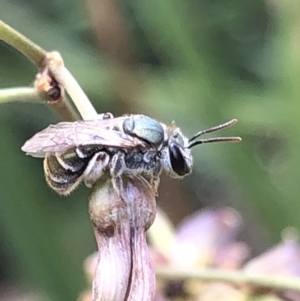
[89,175,156,301]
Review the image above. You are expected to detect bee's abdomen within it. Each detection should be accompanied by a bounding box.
[43,147,100,195]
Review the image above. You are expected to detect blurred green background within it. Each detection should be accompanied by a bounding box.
[1,0,300,300]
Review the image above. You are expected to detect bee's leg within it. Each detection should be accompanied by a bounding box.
[112,176,124,198]
[109,152,126,197]
[150,162,162,195]
[151,177,160,196]
[83,151,110,188]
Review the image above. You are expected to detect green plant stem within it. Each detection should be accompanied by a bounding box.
[0,20,46,67]
[0,19,96,121]
[0,87,41,103]
[47,53,98,120]
[156,268,300,292]
[47,97,80,122]
[0,87,79,121]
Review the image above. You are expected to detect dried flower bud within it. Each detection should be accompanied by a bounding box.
[34,69,64,103]
[89,175,156,301]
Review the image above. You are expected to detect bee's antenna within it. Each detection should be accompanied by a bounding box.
[188,119,241,148]
[188,136,242,149]
[188,119,239,143]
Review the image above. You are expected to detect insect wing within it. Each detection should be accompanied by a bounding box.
[22,119,146,158]
[92,115,128,130]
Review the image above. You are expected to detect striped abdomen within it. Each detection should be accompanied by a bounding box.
[43,146,102,195]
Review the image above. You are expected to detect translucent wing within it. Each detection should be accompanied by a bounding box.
[22,118,147,158]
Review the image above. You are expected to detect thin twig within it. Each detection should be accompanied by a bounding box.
[0,87,80,121]
[47,98,80,122]
[0,19,97,121]
[0,20,46,67]
[0,87,41,103]
[45,52,98,120]
[156,267,300,292]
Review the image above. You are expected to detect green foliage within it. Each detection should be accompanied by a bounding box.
[1,0,300,300]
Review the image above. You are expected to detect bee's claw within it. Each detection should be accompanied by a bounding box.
[112,176,124,199]
[150,176,160,196]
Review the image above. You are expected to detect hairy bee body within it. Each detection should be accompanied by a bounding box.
[22,113,241,196]
[44,146,104,194]
[44,145,162,195]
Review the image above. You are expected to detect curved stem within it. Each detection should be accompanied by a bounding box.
[0,19,96,121]
[47,53,98,120]
[156,267,300,292]
[0,20,46,67]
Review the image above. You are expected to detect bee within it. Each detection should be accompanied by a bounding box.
[21,113,241,196]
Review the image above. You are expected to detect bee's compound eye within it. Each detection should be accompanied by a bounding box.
[169,144,188,176]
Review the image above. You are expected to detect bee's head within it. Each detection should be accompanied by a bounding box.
[161,125,192,178]
[162,119,241,178]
